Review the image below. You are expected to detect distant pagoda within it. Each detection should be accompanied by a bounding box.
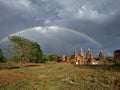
[63,48,99,65]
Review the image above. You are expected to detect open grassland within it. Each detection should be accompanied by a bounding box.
[0,62,120,90]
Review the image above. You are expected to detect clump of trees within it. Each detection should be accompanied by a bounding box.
[8,36,43,64]
[47,54,62,62]
[40,54,62,62]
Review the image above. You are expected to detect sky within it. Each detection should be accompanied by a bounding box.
[0,0,120,56]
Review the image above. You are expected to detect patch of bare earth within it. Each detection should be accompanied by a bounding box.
[0,69,35,84]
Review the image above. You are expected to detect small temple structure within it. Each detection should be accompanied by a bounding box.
[63,48,99,65]
[99,50,105,60]
[70,48,85,65]
[86,48,96,64]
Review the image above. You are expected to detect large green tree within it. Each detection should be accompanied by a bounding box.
[8,36,43,64]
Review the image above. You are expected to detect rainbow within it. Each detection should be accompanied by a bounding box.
[0,26,103,48]
[0,25,111,55]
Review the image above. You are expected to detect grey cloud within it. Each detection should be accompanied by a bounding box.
[1,0,120,23]
[103,14,120,36]
[55,0,120,22]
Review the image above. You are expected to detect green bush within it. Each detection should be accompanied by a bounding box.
[40,55,48,63]
[48,54,61,62]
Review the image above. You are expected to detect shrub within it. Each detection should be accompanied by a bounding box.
[48,54,61,61]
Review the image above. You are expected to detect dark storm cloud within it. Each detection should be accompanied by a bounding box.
[103,14,120,36]
[98,14,120,51]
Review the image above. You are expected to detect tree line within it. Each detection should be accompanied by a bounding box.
[0,36,62,64]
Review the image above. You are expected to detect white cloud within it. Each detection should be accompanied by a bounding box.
[77,5,108,21]
[48,26,59,32]
[33,26,42,31]
[34,26,47,34]
[33,26,59,34]
[49,26,58,29]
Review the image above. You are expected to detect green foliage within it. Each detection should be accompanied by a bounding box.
[40,55,48,63]
[48,54,61,61]
[0,48,6,63]
[27,42,43,63]
[8,36,43,63]
[40,54,62,63]
[8,55,20,63]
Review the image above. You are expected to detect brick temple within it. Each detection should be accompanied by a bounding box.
[63,48,104,65]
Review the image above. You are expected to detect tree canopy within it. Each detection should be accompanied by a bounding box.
[8,36,43,63]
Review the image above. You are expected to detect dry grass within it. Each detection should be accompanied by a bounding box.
[0,62,120,90]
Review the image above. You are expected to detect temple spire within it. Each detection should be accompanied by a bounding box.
[73,49,78,58]
[80,48,84,57]
[88,48,91,52]
[99,50,105,60]
[80,48,83,52]
[74,49,78,54]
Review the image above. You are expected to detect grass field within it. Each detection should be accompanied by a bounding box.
[0,62,120,90]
